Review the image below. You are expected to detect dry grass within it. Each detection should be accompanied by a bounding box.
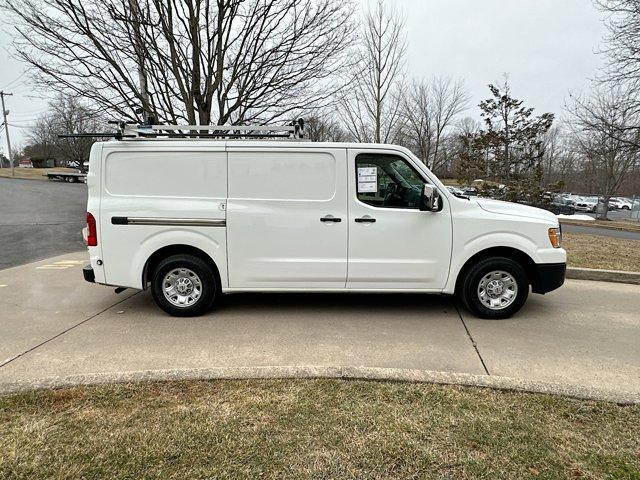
[564,232,640,271]
[1,379,639,479]
[441,178,462,186]
[0,167,77,181]
[561,218,640,233]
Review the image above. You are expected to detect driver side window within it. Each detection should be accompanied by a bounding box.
[355,153,426,209]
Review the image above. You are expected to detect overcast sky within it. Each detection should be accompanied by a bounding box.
[0,0,606,152]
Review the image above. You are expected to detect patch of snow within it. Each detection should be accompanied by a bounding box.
[557,214,595,221]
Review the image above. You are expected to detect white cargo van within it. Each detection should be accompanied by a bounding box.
[82,124,566,319]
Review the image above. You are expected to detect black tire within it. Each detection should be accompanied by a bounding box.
[151,254,218,317]
[459,257,529,320]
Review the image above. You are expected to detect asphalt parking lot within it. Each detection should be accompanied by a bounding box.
[562,222,640,240]
[0,178,87,269]
[1,252,639,403]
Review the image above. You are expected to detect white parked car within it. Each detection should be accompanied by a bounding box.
[574,196,598,213]
[611,197,632,210]
[81,125,566,319]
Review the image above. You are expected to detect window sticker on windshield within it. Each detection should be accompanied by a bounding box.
[357,167,377,193]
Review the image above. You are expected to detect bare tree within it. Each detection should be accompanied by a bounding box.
[541,125,564,184]
[2,0,355,125]
[595,0,640,90]
[568,87,640,218]
[339,0,406,143]
[26,95,105,170]
[539,125,583,188]
[401,76,469,170]
[305,114,349,142]
[580,1,640,146]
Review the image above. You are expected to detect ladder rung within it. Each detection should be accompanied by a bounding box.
[144,125,295,133]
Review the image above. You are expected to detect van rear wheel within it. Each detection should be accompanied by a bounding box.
[151,254,218,317]
[459,257,529,319]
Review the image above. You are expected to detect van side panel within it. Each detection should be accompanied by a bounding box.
[226,148,348,288]
[99,145,228,289]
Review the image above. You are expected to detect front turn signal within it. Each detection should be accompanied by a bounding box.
[548,228,561,248]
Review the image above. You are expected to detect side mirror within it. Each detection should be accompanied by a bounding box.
[420,184,441,212]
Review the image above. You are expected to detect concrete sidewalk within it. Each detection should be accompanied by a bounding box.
[1,252,639,403]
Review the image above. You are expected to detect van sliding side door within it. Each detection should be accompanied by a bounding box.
[226,147,348,289]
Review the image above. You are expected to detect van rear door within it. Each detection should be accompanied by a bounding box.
[226,147,348,289]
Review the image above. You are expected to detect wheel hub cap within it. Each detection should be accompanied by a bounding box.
[162,268,202,308]
[477,270,518,311]
[175,277,194,295]
[486,280,504,297]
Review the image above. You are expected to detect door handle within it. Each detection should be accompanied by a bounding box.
[320,216,342,223]
[355,216,376,223]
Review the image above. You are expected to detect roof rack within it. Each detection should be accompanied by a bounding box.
[59,119,306,141]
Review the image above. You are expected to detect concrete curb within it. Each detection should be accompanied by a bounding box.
[0,366,637,405]
[566,266,640,285]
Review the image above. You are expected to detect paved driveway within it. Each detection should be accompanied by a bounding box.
[1,252,639,403]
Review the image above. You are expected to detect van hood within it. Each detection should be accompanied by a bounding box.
[475,198,558,224]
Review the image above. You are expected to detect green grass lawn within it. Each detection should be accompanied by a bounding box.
[1,379,639,479]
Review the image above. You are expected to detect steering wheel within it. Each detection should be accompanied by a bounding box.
[383,183,405,207]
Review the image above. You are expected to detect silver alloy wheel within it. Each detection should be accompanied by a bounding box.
[162,268,202,308]
[477,270,518,310]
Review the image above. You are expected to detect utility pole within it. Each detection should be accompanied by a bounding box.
[0,91,14,177]
[128,0,150,124]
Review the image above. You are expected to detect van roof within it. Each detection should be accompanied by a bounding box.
[98,139,410,152]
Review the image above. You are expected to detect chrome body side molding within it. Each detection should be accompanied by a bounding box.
[111,217,226,227]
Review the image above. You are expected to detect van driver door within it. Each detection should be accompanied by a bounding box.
[346,149,453,290]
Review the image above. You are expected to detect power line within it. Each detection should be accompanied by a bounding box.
[0,72,26,91]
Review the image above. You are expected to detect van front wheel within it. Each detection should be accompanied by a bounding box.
[460,257,529,319]
[151,254,218,317]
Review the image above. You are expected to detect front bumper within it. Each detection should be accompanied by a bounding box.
[83,265,95,283]
[531,262,566,294]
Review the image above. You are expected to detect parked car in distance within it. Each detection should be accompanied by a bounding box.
[611,197,632,210]
[607,198,621,210]
[82,128,566,320]
[560,194,576,206]
[548,194,576,215]
[574,196,598,213]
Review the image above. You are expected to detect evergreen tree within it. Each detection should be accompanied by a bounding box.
[476,79,554,187]
[454,131,485,186]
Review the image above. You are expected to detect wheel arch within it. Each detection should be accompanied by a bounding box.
[453,246,539,295]
[142,244,222,291]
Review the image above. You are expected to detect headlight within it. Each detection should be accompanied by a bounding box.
[548,227,562,248]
